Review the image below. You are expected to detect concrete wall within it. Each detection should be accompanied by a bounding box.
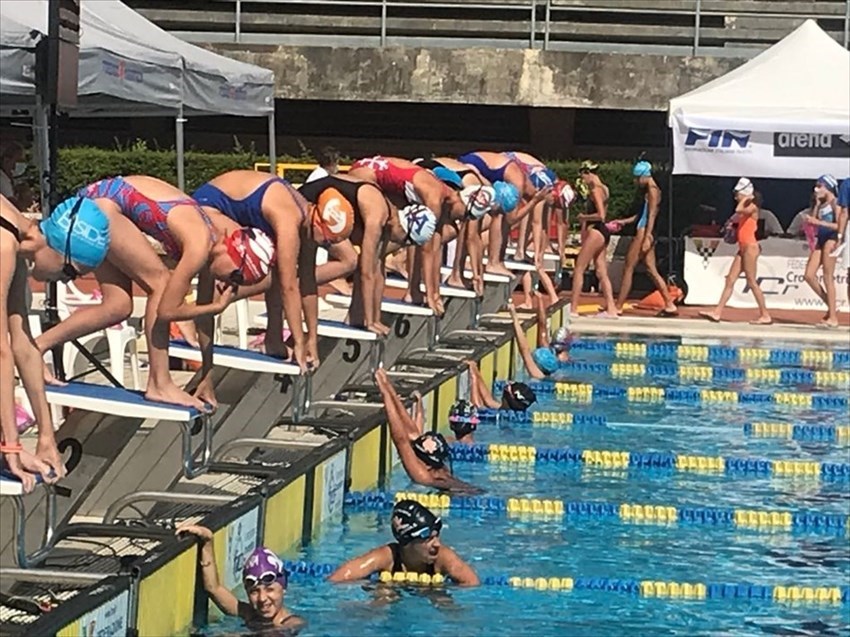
[214,44,746,112]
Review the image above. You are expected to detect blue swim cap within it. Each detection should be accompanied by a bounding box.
[493,181,520,213]
[633,161,652,178]
[40,197,111,268]
[532,347,559,375]
[529,168,557,191]
[432,167,463,191]
[817,174,838,196]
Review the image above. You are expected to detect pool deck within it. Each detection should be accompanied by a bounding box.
[570,293,850,344]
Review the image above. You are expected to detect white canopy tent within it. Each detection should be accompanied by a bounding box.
[0,0,277,188]
[669,20,850,179]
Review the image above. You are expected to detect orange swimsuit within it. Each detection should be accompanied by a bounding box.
[737,214,758,248]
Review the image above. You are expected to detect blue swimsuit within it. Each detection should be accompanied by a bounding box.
[192,177,307,238]
[457,153,509,185]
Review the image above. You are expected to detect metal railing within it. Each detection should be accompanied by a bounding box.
[138,0,850,55]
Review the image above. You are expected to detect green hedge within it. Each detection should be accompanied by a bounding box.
[50,145,709,232]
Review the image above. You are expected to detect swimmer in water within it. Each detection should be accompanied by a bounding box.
[508,294,566,380]
[464,360,538,412]
[447,400,479,444]
[329,499,479,586]
[178,524,305,636]
[376,368,481,494]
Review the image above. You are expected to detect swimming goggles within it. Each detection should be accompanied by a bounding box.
[408,518,443,541]
[243,570,286,589]
[61,198,85,281]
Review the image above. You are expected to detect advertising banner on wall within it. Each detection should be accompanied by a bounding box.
[320,450,347,524]
[79,589,130,637]
[223,507,260,590]
[684,237,848,310]
[672,120,850,179]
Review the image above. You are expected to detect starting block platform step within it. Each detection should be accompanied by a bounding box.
[383,274,477,299]
[483,258,537,272]
[439,267,512,284]
[168,340,301,375]
[253,316,378,341]
[45,382,200,421]
[324,294,435,317]
[505,247,560,264]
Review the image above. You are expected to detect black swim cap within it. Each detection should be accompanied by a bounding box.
[411,432,450,469]
[502,382,537,412]
[449,400,479,439]
[391,499,443,545]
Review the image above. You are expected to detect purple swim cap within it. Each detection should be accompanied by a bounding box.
[242,547,288,589]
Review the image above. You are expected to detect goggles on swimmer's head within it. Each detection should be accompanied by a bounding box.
[60,198,86,282]
[406,518,443,542]
[243,570,288,590]
[550,341,570,355]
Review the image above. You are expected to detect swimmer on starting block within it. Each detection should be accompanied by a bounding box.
[0,195,107,489]
[194,170,356,369]
[299,174,436,335]
[329,499,478,586]
[376,368,481,494]
[179,524,306,635]
[349,156,464,316]
[36,176,272,410]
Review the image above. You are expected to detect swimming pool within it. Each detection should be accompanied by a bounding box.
[214,334,850,637]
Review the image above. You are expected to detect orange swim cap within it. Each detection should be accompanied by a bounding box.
[313,188,354,244]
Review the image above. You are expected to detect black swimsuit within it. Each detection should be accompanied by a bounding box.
[0,216,21,242]
[298,175,380,217]
[389,542,436,575]
[415,158,479,183]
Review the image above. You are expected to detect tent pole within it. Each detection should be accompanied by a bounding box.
[268,111,277,175]
[666,124,674,280]
[176,106,185,191]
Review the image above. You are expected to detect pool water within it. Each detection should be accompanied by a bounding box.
[210,335,850,637]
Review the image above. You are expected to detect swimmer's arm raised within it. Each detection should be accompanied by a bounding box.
[328,547,392,583]
[177,524,240,616]
[438,547,480,587]
[509,303,545,380]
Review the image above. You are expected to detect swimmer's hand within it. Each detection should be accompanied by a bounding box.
[175,523,213,543]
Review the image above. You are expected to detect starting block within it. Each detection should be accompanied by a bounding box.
[168,340,312,421]
[439,266,511,284]
[324,293,435,317]
[45,382,211,479]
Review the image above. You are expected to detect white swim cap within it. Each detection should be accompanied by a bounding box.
[399,204,437,246]
[734,177,754,197]
[460,185,496,219]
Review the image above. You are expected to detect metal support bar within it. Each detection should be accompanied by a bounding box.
[529,0,536,48]
[845,0,850,49]
[12,487,57,567]
[0,568,111,585]
[103,492,233,525]
[214,437,317,462]
[68,338,124,388]
[469,297,481,329]
[693,0,701,55]
[380,0,388,46]
[291,373,312,424]
[180,414,213,480]
[426,316,440,350]
[176,106,186,192]
[543,0,551,50]
[235,0,242,42]
[369,339,386,375]
[267,110,276,174]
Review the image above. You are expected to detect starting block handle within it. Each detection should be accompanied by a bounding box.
[369,339,386,376]
[180,414,213,480]
[11,485,58,567]
[291,373,313,424]
[427,315,441,350]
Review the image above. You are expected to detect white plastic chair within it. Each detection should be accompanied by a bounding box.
[54,282,141,389]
